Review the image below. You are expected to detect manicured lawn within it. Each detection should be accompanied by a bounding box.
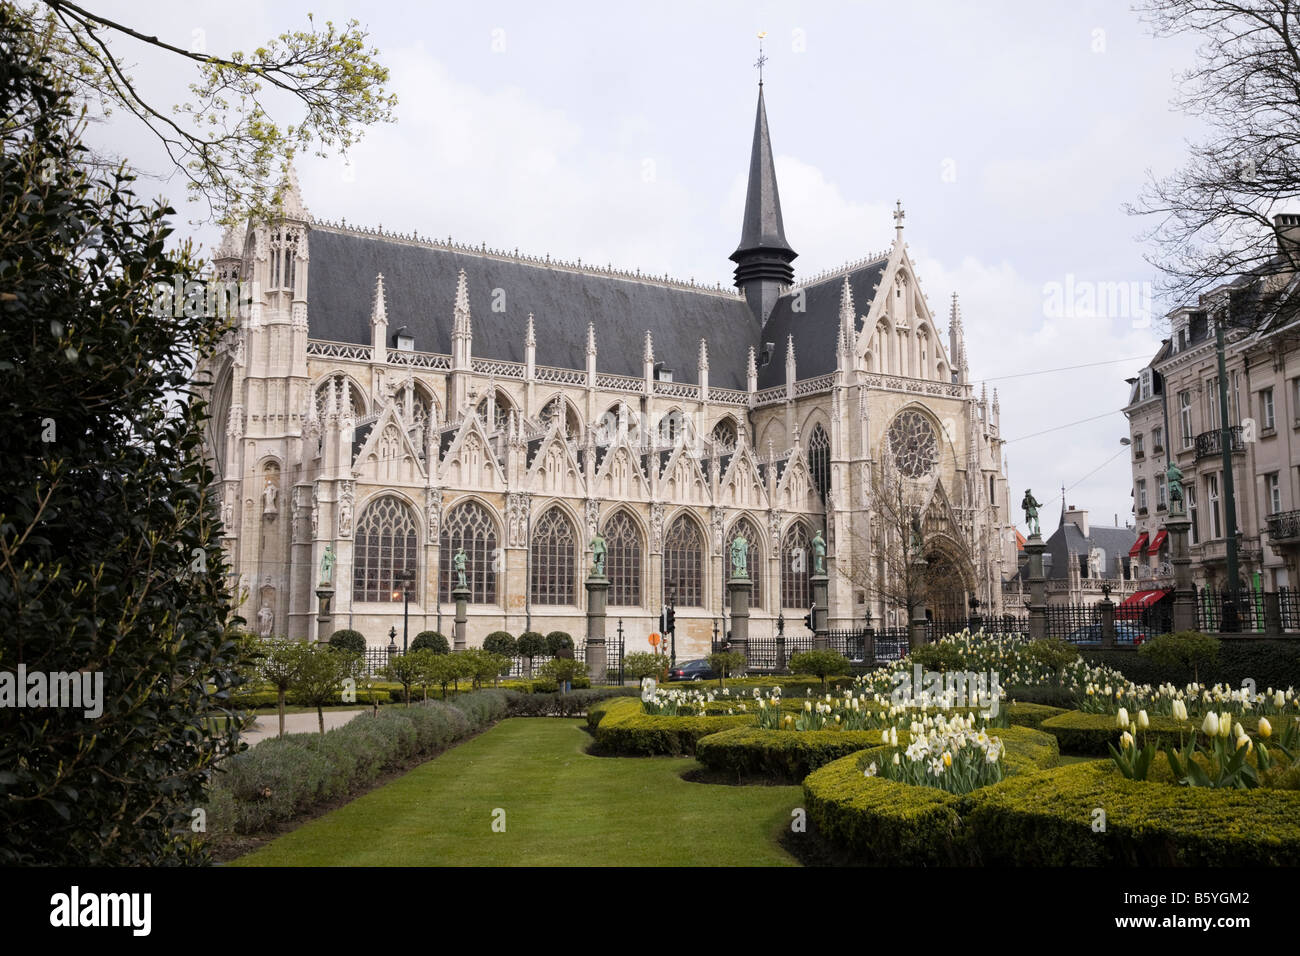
[231,718,803,866]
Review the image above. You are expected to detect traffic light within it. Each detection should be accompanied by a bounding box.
[666,606,676,634]
[803,608,813,632]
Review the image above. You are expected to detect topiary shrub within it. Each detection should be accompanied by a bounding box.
[590,697,753,755]
[696,727,884,782]
[546,631,574,656]
[410,631,449,655]
[1139,631,1219,684]
[328,629,367,655]
[483,630,517,658]
[789,649,852,689]
[910,642,964,672]
[517,631,547,676]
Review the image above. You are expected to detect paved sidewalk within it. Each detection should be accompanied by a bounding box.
[241,709,367,747]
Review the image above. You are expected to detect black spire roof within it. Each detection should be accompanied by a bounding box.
[731,85,797,324]
[732,86,795,261]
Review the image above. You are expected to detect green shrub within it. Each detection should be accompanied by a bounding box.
[1083,638,1300,689]
[539,657,587,690]
[483,630,517,658]
[590,697,752,756]
[517,632,548,674]
[696,727,884,782]
[1026,638,1080,677]
[531,675,592,693]
[910,642,965,672]
[966,760,1300,866]
[708,651,747,688]
[1139,631,1219,683]
[1003,701,1071,730]
[625,652,668,681]
[328,629,367,655]
[1040,710,1198,756]
[410,631,450,655]
[789,649,852,688]
[546,631,574,656]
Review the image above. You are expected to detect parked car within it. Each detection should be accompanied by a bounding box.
[666,658,717,682]
[1063,623,1152,646]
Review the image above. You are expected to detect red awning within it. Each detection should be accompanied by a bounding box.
[1116,587,1173,620]
[1128,533,1149,557]
[1147,529,1169,555]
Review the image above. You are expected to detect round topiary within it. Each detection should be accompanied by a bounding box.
[483,630,517,658]
[546,631,574,656]
[517,631,547,660]
[410,631,450,654]
[328,629,366,654]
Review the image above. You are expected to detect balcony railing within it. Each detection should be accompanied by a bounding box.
[1267,509,1300,544]
[1194,426,1246,461]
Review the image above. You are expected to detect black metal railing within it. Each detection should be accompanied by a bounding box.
[1197,587,1266,633]
[1194,425,1245,461]
[1267,509,1300,543]
[1046,603,1102,642]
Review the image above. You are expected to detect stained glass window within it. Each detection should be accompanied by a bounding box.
[440,500,499,604]
[781,522,812,609]
[353,496,419,603]
[663,515,704,608]
[530,507,578,605]
[887,410,938,478]
[604,510,643,606]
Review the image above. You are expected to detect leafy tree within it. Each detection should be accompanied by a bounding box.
[789,650,853,690]
[259,639,309,737]
[911,642,965,673]
[483,630,517,659]
[383,652,423,706]
[708,651,747,690]
[288,645,354,733]
[0,8,249,864]
[624,651,668,682]
[517,631,547,676]
[27,0,397,223]
[546,631,574,657]
[328,629,366,655]
[539,657,588,693]
[411,631,449,655]
[460,648,510,689]
[1140,631,1220,684]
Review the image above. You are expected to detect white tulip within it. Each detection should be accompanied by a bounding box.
[1137,710,1149,730]
[1202,712,1219,737]
[1117,707,1129,728]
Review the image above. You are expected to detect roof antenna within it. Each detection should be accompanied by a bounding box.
[754,31,768,86]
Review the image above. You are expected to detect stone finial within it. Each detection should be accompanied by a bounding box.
[525,313,536,348]
[746,345,757,382]
[215,223,243,261]
[371,273,388,326]
[785,333,796,382]
[993,388,1000,413]
[839,276,855,325]
[275,163,310,220]
[453,268,471,337]
[643,329,654,363]
[698,338,709,371]
[586,321,597,356]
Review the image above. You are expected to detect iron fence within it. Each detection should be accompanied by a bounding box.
[576,638,624,684]
[1197,587,1267,633]
[1046,603,1102,641]
[1281,588,1300,631]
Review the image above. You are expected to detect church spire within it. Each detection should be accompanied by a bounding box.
[730,77,797,325]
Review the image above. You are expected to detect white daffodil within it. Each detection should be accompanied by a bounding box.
[864,762,878,777]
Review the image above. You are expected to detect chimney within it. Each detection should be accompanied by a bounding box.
[1062,505,1089,537]
[1274,213,1300,263]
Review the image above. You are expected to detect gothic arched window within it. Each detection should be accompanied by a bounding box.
[659,409,684,445]
[353,496,419,603]
[440,500,499,604]
[663,514,704,608]
[604,510,643,607]
[710,417,738,451]
[723,517,762,608]
[540,395,581,439]
[807,424,831,503]
[315,373,364,421]
[475,390,511,432]
[530,507,578,605]
[781,521,812,609]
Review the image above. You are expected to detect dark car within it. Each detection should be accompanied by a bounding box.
[666,658,717,682]
[1064,623,1152,646]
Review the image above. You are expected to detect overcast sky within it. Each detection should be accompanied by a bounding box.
[80,0,1210,532]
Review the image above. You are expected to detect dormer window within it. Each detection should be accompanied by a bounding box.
[394,325,414,352]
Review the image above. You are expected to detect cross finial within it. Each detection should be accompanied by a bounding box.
[893,199,906,236]
[754,31,768,85]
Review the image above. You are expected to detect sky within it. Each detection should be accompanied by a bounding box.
[76,0,1210,532]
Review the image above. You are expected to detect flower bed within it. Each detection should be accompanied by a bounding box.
[801,725,1061,865]
[588,696,754,756]
[1039,709,1280,757]
[964,760,1300,866]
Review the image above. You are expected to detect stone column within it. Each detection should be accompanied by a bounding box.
[452,585,469,651]
[810,573,829,650]
[1166,515,1197,633]
[585,574,609,681]
[910,602,929,650]
[1099,593,1116,649]
[314,586,335,644]
[1025,533,1047,640]
[727,577,751,667]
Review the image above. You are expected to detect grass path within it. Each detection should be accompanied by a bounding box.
[232,718,803,867]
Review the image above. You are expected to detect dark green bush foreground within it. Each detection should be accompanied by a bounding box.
[802,727,1061,866]
[1083,638,1300,690]
[967,761,1300,866]
[209,687,637,835]
[587,697,753,755]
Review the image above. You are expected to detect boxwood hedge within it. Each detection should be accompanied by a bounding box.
[965,760,1300,866]
[696,728,884,782]
[802,725,1061,866]
[587,697,754,755]
[1038,710,1276,756]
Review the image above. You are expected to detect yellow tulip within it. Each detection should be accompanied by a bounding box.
[1259,717,1273,739]
[942,751,952,768]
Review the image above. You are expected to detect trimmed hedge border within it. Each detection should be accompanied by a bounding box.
[1002,701,1071,730]
[1082,639,1300,691]
[587,697,754,755]
[802,725,1060,865]
[966,760,1300,866]
[696,728,884,781]
[1039,710,1276,757]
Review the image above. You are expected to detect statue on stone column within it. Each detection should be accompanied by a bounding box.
[453,546,468,589]
[812,529,827,575]
[1167,461,1184,514]
[319,543,335,585]
[1021,489,1042,537]
[256,602,274,638]
[730,532,749,579]
[590,531,607,578]
[262,478,278,515]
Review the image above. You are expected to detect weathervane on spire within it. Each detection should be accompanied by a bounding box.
[755,31,768,85]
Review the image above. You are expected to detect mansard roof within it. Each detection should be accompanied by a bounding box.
[755,256,889,388]
[306,226,759,389]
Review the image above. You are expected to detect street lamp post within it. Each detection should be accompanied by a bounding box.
[392,568,414,653]
[1214,312,1241,628]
